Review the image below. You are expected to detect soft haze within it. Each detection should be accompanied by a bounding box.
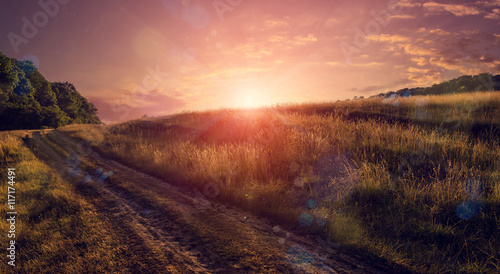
[1,0,499,122]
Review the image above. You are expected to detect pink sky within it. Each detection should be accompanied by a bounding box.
[1,0,499,122]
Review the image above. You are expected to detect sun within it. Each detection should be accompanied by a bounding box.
[234,85,270,109]
[239,93,260,108]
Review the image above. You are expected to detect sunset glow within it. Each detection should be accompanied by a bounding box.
[1,0,498,122]
[2,2,500,272]
[238,92,260,109]
[232,83,272,108]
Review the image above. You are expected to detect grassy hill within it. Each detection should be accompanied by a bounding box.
[372,72,500,98]
[0,52,100,130]
[54,90,500,273]
[2,67,500,272]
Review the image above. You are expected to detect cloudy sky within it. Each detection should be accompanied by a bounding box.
[1,0,499,122]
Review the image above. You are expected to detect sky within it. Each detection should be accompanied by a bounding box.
[0,0,499,122]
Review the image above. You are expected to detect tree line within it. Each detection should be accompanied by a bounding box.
[0,52,100,130]
[374,73,500,99]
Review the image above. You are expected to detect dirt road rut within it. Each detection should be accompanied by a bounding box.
[23,129,398,273]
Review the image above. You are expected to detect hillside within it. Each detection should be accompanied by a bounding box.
[77,90,499,273]
[0,52,100,130]
[0,127,400,273]
[372,73,500,99]
[1,91,499,273]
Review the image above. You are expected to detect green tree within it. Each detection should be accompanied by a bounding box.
[28,70,58,107]
[0,52,101,130]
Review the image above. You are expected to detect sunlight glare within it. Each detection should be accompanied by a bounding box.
[234,84,270,109]
[240,93,259,108]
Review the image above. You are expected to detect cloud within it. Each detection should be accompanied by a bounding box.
[411,57,428,66]
[408,72,442,86]
[485,8,500,19]
[407,67,432,74]
[364,26,499,78]
[267,33,318,46]
[268,35,287,43]
[429,57,482,74]
[397,0,423,8]
[367,34,411,43]
[293,34,318,45]
[89,90,186,122]
[429,29,451,36]
[264,19,290,29]
[233,32,318,59]
[325,17,339,27]
[423,2,482,17]
[476,0,500,7]
[400,44,439,56]
[404,66,442,86]
[324,61,384,68]
[231,38,274,59]
[391,14,417,19]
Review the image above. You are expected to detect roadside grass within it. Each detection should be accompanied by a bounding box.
[61,91,500,273]
[0,132,123,273]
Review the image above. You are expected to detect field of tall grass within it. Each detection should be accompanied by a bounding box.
[0,131,125,273]
[62,91,500,273]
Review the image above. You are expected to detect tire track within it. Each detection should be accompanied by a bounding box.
[27,130,218,273]
[24,129,399,273]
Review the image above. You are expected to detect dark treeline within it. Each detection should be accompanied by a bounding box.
[373,73,500,98]
[0,52,100,130]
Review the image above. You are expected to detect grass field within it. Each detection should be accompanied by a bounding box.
[57,91,500,273]
[0,131,124,273]
[2,91,499,273]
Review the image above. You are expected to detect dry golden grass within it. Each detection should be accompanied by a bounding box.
[0,131,123,273]
[58,91,500,273]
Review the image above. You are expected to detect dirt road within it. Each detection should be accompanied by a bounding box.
[22,129,399,273]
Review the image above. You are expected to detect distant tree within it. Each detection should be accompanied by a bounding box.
[493,75,500,91]
[370,73,499,99]
[473,73,494,91]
